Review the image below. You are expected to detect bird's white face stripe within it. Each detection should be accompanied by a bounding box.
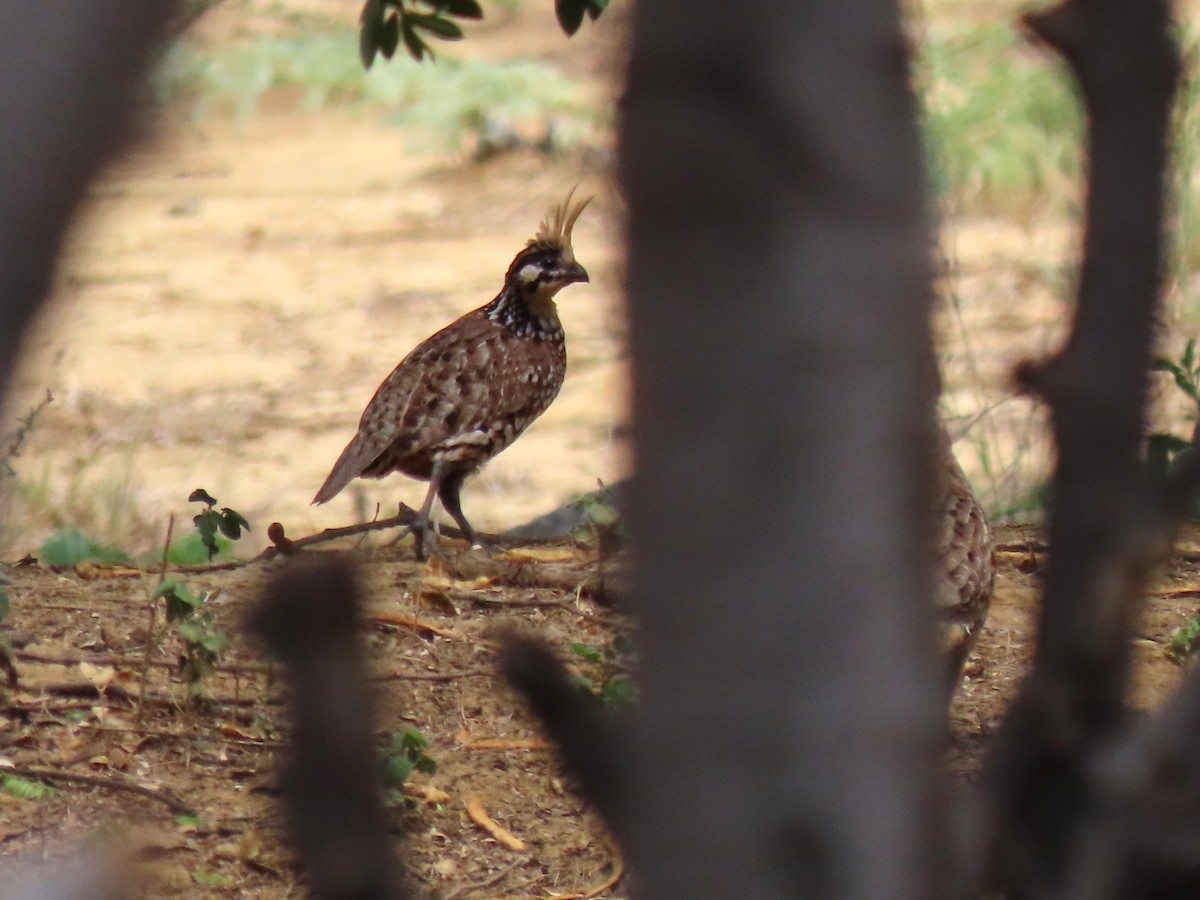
[518,263,541,283]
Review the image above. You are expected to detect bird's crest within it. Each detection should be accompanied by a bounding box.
[529,187,591,263]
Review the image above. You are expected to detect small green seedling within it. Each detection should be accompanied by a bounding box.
[570,636,636,709]
[1167,611,1200,667]
[1149,339,1200,517]
[156,579,228,696]
[1154,338,1200,410]
[189,489,250,561]
[380,727,438,805]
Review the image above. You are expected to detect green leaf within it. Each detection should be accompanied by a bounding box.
[199,630,229,657]
[586,0,608,21]
[610,633,635,659]
[193,510,222,560]
[381,752,415,788]
[1167,613,1200,665]
[1155,433,1193,455]
[166,532,227,566]
[1174,370,1200,402]
[187,488,217,507]
[217,508,250,540]
[159,581,203,622]
[567,672,596,695]
[408,13,463,39]
[438,0,483,18]
[0,591,9,623]
[1185,338,1196,372]
[177,620,227,655]
[555,0,587,35]
[379,12,401,59]
[385,728,438,776]
[401,19,431,61]
[191,870,231,888]
[601,674,635,707]
[39,529,129,567]
[570,642,603,663]
[2,774,53,801]
[1152,356,1182,375]
[400,728,430,753]
[359,0,385,69]
[1149,434,1176,477]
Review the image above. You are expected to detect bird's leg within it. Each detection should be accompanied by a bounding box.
[437,469,485,549]
[410,472,442,561]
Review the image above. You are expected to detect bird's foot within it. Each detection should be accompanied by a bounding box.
[407,521,443,561]
[458,525,490,554]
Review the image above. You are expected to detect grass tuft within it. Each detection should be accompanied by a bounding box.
[154,28,599,150]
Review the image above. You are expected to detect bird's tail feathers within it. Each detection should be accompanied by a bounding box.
[312,439,368,505]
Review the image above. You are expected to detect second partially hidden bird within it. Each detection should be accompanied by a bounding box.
[313,191,591,558]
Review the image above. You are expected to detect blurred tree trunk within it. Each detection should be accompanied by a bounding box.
[0,2,176,403]
[618,2,944,897]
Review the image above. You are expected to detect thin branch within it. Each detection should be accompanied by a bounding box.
[249,556,403,899]
[984,0,1182,894]
[75,724,285,750]
[137,514,174,724]
[0,389,52,482]
[258,505,572,560]
[367,667,492,683]
[440,858,525,900]
[15,649,274,675]
[1,765,194,816]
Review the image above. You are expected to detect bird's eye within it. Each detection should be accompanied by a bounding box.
[518,263,541,283]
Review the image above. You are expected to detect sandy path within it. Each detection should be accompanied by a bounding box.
[4,112,627,554]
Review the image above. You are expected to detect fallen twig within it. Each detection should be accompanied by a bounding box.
[450,591,580,612]
[368,667,492,683]
[367,612,470,641]
[465,796,527,851]
[20,679,283,709]
[0,764,194,816]
[460,739,551,751]
[552,852,625,899]
[441,857,525,900]
[15,649,273,675]
[75,723,285,750]
[443,553,616,601]
[1149,587,1200,600]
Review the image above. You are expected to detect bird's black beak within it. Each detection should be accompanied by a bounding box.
[559,261,589,286]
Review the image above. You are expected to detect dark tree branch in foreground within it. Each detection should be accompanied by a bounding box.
[985,0,1183,896]
[0,5,178,897]
[0,3,178,403]
[613,1,942,897]
[249,557,404,900]
[501,635,627,829]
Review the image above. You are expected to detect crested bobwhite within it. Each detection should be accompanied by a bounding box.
[936,424,994,693]
[314,191,591,557]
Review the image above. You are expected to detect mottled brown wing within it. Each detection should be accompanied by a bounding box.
[313,308,564,503]
[312,327,450,504]
[935,426,994,687]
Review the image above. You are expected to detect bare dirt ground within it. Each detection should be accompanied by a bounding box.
[1,527,1198,897]
[3,0,1200,897]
